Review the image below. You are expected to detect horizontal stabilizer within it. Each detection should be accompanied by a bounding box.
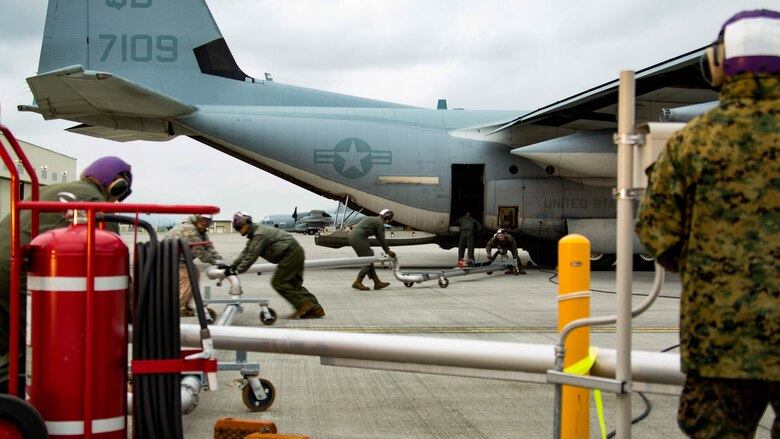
[65,124,175,143]
[25,65,195,133]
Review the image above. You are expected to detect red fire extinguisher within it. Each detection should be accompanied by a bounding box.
[26,223,129,438]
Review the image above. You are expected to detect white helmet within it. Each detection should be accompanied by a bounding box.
[379,209,394,221]
[701,9,780,86]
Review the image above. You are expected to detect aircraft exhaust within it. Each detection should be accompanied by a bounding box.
[659,101,718,122]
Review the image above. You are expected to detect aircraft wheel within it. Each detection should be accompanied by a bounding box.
[242,379,276,412]
[438,278,449,288]
[590,253,617,271]
[260,307,278,325]
[403,282,414,288]
[633,254,655,271]
[0,395,48,439]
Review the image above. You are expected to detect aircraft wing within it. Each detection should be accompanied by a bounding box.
[495,48,717,145]
[21,65,195,142]
[494,47,718,177]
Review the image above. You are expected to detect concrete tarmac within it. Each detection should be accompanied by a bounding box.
[128,233,774,439]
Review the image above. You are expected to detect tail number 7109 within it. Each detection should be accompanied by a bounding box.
[98,34,178,62]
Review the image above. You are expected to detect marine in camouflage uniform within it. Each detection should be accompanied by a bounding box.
[163,215,224,314]
[231,223,323,318]
[0,177,124,394]
[485,230,526,274]
[636,71,779,437]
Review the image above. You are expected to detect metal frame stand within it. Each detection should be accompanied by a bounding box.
[394,252,519,288]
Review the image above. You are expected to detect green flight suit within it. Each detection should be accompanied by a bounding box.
[455,214,482,261]
[348,216,390,278]
[231,224,320,311]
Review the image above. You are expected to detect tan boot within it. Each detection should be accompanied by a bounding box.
[352,275,370,291]
[289,301,313,319]
[371,275,390,290]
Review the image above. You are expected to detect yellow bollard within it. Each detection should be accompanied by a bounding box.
[558,234,591,439]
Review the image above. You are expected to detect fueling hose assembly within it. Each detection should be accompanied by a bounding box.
[98,215,215,437]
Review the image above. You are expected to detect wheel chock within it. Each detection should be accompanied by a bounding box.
[244,434,311,439]
[214,417,277,438]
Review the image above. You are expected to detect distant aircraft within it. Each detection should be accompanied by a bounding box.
[258,213,297,233]
[260,206,367,235]
[292,209,333,235]
[259,207,331,234]
[19,0,718,269]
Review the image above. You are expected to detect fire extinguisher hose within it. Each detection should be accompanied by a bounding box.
[98,215,212,439]
[133,237,183,438]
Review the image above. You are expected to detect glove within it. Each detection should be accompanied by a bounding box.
[217,263,231,270]
[222,266,236,277]
[387,250,397,258]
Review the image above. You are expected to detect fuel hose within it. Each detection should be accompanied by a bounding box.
[98,215,211,438]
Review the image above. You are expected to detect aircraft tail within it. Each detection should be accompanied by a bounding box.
[38,0,251,88]
[25,0,260,140]
[24,0,410,140]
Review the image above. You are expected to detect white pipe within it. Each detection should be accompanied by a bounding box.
[206,256,389,280]
[180,375,202,415]
[178,324,684,391]
[125,374,203,416]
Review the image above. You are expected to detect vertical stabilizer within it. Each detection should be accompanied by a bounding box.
[37,0,251,98]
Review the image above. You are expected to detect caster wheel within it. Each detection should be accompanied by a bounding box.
[438,278,449,288]
[403,282,413,288]
[260,307,278,325]
[206,307,217,322]
[242,378,276,412]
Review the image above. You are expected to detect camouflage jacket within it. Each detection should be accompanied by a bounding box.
[349,217,390,253]
[485,233,518,256]
[164,217,223,266]
[636,73,780,380]
[232,224,300,273]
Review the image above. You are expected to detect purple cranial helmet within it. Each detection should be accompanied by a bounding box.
[80,156,132,201]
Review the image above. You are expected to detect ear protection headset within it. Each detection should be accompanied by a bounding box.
[107,174,132,201]
[700,33,726,87]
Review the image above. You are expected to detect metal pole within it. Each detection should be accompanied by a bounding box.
[616,71,636,437]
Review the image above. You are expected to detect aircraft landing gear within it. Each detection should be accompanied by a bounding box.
[590,253,617,271]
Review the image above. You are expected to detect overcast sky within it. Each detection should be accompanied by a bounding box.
[0,1,774,222]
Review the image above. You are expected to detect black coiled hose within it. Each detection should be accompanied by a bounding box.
[98,215,210,439]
